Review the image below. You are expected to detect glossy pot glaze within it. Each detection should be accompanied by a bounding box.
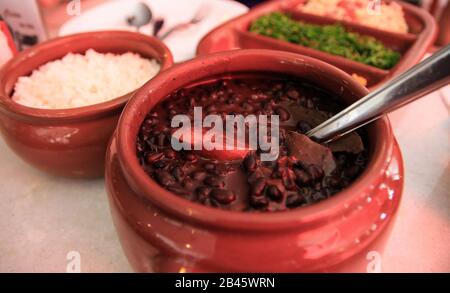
[0,31,173,178]
[105,50,403,272]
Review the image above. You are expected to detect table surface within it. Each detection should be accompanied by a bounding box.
[0,1,449,273]
[1,86,448,273]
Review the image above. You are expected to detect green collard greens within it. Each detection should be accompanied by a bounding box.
[249,12,401,70]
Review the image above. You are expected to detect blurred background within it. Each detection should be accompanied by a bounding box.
[0,0,449,57]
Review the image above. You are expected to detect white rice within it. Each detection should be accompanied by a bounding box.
[12,49,160,109]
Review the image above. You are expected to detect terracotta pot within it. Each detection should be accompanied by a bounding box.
[105,49,403,272]
[0,31,173,178]
[197,0,437,90]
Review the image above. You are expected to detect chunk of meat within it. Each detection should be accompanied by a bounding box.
[280,102,329,127]
[286,131,336,175]
[171,127,251,161]
[327,132,365,154]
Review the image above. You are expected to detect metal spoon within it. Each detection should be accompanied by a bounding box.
[126,2,153,32]
[307,44,450,143]
[157,5,208,40]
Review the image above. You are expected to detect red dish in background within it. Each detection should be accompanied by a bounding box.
[197,0,437,90]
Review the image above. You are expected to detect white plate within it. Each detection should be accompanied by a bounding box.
[59,0,248,62]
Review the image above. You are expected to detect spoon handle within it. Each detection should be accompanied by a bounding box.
[307,44,450,142]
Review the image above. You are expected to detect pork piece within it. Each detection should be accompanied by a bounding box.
[286,131,336,175]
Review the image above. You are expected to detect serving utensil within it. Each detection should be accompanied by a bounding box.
[307,44,450,143]
[157,4,209,40]
[153,19,165,37]
[126,2,153,32]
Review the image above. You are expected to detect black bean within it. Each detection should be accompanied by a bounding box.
[267,185,283,202]
[324,176,340,188]
[294,168,311,185]
[211,168,225,176]
[185,153,197,162]
[153,160,167,169]
[287,89,299,99]
[247,171,263,183]
[273,83,283,90]
[203,163,216,171]
[192,171,207,181]
[164,149,176,159]
[227,97,236,104]
[156,171,175,187]
[241,102,253,111]
[250,196,269,208]
[243,153,257,172]
[286,194,306,208]
[275,107,290,122]
[182,178,196,191]
[355,152,368,166]
[251,178,267,196]
[172,167,185,182]
[156,133,166,147]
[263,101,273,111]
[312,192,326,202]
[343,165,360,180]
[281,169,296,190]
[137,140,145,153]
[306,165,324,181]
[167,186,188,196]
[205,104,217,113]
[335,153,348,166]
[196,186,212,201]
[204,176,225,188]
[146,152,164,164]
[296,120,312,134]
[211,189,236,205]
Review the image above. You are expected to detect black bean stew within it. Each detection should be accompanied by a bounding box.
[136,76,368,212]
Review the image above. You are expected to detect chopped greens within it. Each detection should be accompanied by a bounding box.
[249,12,401,70]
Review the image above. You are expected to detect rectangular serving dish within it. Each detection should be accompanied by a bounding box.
[197,0,437,89]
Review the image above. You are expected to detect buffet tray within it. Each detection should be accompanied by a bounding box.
[196,0,437,90]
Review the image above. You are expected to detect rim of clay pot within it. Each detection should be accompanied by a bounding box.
[0,31,173,123]
[117,49,394,231]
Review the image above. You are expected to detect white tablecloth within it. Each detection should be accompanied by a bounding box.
[1,85,448,272]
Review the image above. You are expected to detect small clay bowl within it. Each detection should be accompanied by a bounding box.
[0,31,173,178]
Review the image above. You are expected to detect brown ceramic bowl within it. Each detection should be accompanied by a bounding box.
[197,0,437,90]
[106,50,404,272]
[0,31,173,178]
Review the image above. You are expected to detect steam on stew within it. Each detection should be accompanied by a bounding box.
[136,77,368,212]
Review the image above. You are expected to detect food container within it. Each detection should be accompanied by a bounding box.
[197,0,437,90]
[105,49,404,272]
[0,31,173,178]
[0,18,17,67]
